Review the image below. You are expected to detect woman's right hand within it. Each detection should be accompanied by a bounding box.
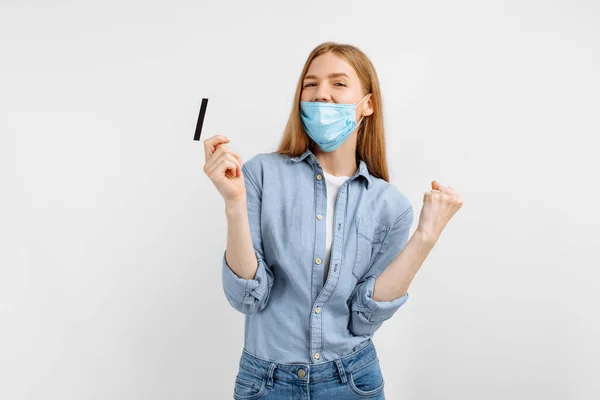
[203,135,246,206]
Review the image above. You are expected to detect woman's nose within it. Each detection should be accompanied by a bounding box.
[314,86,331,102]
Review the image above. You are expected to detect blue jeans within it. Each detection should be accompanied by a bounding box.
[232,339,386,399]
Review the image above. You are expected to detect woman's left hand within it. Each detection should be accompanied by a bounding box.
[416,181,463,243]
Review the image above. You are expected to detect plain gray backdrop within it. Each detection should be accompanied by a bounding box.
[2,0,599,399]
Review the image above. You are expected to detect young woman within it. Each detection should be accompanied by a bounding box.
[203,42,463,400]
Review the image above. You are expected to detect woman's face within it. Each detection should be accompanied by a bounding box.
[301,52,372,118]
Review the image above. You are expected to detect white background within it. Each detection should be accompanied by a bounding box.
[2,0,599,399]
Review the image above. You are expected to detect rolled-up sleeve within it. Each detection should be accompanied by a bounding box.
[222,249,273,314]
[221,162,274,315]
[349,205,414,336]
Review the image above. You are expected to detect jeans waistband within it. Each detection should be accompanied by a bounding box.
[238,339,378,384]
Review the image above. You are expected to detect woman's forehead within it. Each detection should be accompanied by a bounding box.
[305,53,357,80]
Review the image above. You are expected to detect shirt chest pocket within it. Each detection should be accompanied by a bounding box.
[352,217,391,280]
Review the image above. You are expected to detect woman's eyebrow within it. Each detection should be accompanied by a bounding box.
[304,72,350,80]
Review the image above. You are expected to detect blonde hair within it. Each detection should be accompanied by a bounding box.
[275,41,390,182]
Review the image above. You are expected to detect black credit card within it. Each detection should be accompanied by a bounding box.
[194,98,209,141]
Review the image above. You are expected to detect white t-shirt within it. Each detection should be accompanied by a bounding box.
[322,171,350,284]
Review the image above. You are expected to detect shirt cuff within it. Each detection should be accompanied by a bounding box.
[352,276,409,323]
[222,249,270,305]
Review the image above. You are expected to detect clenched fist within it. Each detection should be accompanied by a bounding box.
[203,135,246,206]
[416,180,463,243]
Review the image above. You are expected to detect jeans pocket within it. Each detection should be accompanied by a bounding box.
[348,358,385,397]
[233,368,266,400]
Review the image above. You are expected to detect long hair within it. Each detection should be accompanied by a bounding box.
[275,41,390,182]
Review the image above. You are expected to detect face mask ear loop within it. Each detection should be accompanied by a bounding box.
[355,116,365,132]
[355,93,371,108]
[355,93,371,131]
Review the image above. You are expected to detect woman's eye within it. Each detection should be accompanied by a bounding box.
[304,82,345,88]
[304,82,346,88]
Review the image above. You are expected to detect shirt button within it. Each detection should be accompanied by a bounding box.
[315,258,322,265]
[314,352,320,360]
[317,214,323,220]
[315,307,321,313]
[316,174,323,181]
[297,368,306,378]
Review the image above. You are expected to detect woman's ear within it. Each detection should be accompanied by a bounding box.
[364,94,374,116]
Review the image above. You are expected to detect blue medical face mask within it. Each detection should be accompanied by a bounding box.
[300,94,371,152]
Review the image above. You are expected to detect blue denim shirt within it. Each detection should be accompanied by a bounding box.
[222,148,414,364]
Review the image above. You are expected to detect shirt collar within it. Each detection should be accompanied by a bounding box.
[290,148,373,190]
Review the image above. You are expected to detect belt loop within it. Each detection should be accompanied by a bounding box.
[266,362,277,389]
[334,358,347,384]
